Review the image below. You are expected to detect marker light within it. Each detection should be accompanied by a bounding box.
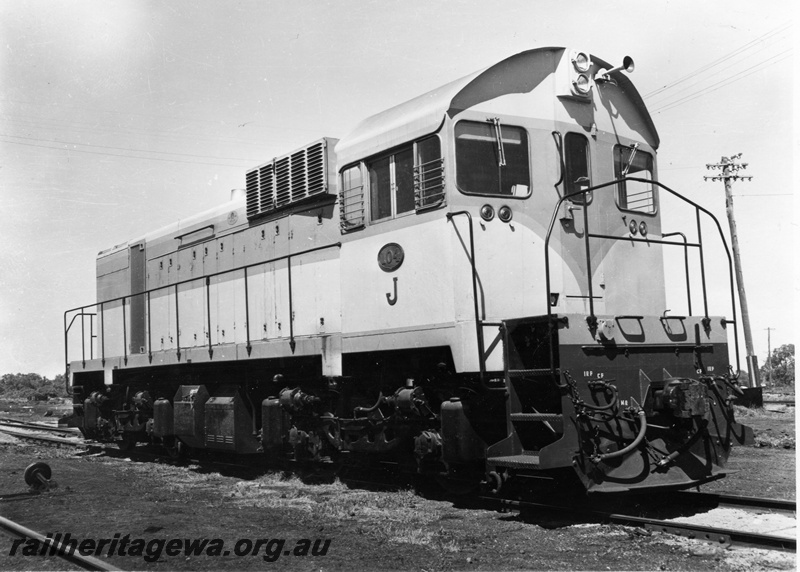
[498,205,513,223]
[629,219,638,235]
[480,204,495,222]
[639,221,648,237]
[572,52,591,73]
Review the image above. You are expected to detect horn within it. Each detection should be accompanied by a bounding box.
[595,56,635,83]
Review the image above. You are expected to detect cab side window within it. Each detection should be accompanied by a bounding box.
[415,136,444,209]
[340,164,365,230]
[368,146,415,222]
[339,135,445,232]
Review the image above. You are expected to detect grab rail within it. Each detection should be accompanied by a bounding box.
[446,210,487,381]
[64,242,341,377]
[543,177,740,373]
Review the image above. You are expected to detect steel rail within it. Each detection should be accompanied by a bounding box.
[0,418,80,436]
[0,515,120,571]
[485,497,796,552]
[0,426,86,448]
[673,491,796,513]
[624,513,794,552]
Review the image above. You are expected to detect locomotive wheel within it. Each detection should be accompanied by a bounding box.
[163,437,186,460]
[24,462,53,491]
[118,434,137,451]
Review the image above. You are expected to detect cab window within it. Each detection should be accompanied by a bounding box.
[415,136,444,209]
[340,164,365,229]
[564,133,591,203]
[368,146,415,222]
[340,136,445,231]
[455,120,530,197]
[614,145,656,214]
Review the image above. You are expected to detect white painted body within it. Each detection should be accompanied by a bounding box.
[69,47,676,381]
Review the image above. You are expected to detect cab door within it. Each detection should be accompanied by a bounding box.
[129,242,146,354]
[559,132,606,315]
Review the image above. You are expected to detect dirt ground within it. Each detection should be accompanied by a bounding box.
[0,399,795,571]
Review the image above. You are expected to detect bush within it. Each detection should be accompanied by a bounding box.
[0,373,67,400]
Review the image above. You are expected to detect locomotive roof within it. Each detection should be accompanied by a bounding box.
[335,46,658,166]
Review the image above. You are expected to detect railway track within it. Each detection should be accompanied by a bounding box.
[671,490,796,512]
[0,419,86,448]
[0,515,119,571]
[484,493,796,552]
[0,417,81,436]
[2,420,794,552]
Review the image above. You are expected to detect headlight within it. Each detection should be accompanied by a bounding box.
[573,74,591,94]
[498,205,513,223]
[572,52,591,73]
[639,221,648,237]
[628,219,638,235]
[480,204,495,222]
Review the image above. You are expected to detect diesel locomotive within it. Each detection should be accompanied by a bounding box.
[64,47,753,494]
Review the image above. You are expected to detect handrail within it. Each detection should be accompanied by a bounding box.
[63,312,96,372]
[544,176,741,373]
[661,231,692,315]
[446,211,486,381]
[64,242,342,376]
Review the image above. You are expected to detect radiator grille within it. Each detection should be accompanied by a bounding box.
[245,138,337,221]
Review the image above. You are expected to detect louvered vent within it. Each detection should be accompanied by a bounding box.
[244,137,338,221]
[275,157,291,207]
[245,170,260,218]
[307,142,326,196]
[259,164,274,211]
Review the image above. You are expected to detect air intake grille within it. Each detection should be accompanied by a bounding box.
[245,137,337,221]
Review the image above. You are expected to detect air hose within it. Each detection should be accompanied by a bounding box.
[590,408,647,464]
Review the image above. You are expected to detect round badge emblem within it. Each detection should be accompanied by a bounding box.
[228,211,239,225]
[377,243,404,272]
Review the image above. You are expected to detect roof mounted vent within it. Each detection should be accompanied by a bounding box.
[245,137,338,220]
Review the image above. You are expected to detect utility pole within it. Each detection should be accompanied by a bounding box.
[765,327,775,386]
[704,154,760,387]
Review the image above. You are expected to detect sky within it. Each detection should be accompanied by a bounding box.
[0,0,794,378]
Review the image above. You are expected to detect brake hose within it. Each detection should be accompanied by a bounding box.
[590,408,647,464]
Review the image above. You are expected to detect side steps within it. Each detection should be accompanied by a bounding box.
[486,316,566,470]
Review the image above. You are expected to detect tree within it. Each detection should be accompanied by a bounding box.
[0,373,66,399]
[760,344,795,388]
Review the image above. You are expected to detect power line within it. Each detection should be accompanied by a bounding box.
[651,50,791,114]
[0,113,276,150]
[646,41,780,108]
[0,95,239,127]
[0,132,258,162]
[0,94,322,134]
[0,137,250,168]
[643,24,790,99]
[733,193,792,197]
